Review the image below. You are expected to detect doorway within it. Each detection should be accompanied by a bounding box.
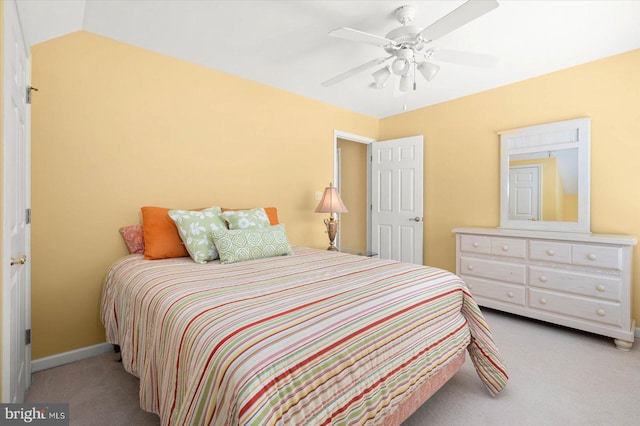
[333,131,374,252]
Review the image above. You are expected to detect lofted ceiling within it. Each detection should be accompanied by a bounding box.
[17,0,640,118]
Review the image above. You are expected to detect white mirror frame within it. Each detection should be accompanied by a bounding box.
[499,117,591,233]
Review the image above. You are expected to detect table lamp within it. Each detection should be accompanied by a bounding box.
[315,182,348,251]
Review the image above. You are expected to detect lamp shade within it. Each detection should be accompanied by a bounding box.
[371,66,391,89]
[391,58,409,75]
[399,74,412,92]
[418,61,440,82]
[315,183,348,214]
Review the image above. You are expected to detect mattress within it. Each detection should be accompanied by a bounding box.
[101,246,507,425]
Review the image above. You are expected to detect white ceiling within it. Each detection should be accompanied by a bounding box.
[17,0,640,118]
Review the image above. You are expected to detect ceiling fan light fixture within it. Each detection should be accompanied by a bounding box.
[371,66,391,88]
[399,74,412,92]
[418,61,440,82]
[391,58,409,75]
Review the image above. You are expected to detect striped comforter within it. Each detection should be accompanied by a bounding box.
[101,246,507,425]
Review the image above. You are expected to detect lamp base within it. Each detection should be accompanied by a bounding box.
[324,217,339,251]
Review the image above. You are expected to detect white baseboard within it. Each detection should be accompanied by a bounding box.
[31,342,114,373]
[29,327,640,372]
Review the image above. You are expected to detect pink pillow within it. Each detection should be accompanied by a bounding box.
[119,225,145,254]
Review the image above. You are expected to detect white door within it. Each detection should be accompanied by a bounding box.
[2,0,31,403]
[371,136,423,264]
[508,165,540,221]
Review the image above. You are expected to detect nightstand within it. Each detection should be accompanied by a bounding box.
[340,248,378,258]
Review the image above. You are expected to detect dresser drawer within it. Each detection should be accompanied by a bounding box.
[460,234,491,254]
[464,276,525,306]
[572,244,622,270]
[460,234,526,258]
[529,289,622,327]
[528,266,622,302]
[529,240,572,264]
[460,256,526,284]
[490,237,526,259]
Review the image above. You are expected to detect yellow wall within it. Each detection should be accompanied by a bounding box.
[30,31,378,359]
[565,194,578,221]
[379,48,640,324]
[29,31,640,359]
[337,139,368,251]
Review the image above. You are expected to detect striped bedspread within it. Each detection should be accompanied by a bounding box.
[101,246,507,425]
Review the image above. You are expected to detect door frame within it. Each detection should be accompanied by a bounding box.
[333,130,375,251]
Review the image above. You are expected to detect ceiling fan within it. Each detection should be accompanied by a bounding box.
[322,0,499,93]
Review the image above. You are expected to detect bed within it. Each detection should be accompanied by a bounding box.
[101,246,507,425]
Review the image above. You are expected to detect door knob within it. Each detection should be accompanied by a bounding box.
[10,255,27,266]
[409,217,422,222]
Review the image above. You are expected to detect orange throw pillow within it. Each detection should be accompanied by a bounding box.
[141,206,189,260]
[220,207,279,226]
[264,207,279,225]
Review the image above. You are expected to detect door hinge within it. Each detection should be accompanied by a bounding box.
[26,208,31,224]
[25,329,31,345]
[26,86,38,104]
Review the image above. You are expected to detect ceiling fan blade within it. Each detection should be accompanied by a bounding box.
[322,56,392,87]
[418,0,499,42]
[329,27,397,48]
[431,49,499,67]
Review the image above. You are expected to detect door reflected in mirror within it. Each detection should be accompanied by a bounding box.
[508,148,578,222]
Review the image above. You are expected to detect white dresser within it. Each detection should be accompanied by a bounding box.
[453,227,637,350]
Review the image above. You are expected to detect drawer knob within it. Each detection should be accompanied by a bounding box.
[546,249,555,256]
[596,309,606,317]
[472,242,479,248]
[507,291,514,298]
[467,265,473,270]
[539,275,548,283]
[539,298,547,305]
[502,245,509,251]
[587,253,597,261]
[596,284,606,292]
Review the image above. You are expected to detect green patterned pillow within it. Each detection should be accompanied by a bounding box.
[168,207,226,263]
[220,207,270,229]
[211,224,294,264]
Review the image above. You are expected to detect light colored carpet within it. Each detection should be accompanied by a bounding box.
[25,309,640,425]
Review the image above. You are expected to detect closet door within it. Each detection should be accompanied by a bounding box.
[3,0,32,403]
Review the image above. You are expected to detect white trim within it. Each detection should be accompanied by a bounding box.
[31,343,114,373]
[333,131,376,251]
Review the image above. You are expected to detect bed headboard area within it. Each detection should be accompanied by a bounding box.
[120,206,293,265]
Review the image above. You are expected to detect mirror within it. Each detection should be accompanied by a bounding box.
[499,118,591,233]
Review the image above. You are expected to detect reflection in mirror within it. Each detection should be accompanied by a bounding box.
[499,117,590,233]
[509,148,578,222]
